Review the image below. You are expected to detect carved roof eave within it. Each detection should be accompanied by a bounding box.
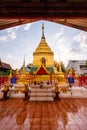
[33,51,54,55]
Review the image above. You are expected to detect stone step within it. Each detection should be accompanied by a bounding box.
[30,85,53,88]
[30,90,53,93]
[30,92,53,96]
[29,86,54,101]
[29,96,54,101]
[30,88,53,92]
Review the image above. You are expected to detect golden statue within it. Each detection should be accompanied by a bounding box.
[22,83,30,101]
[56,63,68,93]
[54,80,60,101]
[1,83,9,100]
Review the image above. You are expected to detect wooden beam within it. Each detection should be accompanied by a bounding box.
[0,2,87,18]
[53,19,87,31]
[0,19,39,30]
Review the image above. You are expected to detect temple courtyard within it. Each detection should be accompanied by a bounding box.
[0,23,87,130]
[0,98,87,130]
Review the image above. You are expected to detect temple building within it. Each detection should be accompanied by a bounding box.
[28,23,55,78]
[0,59,11,76]
[18,23,67,85]
[66,60,87,75]
[16,23,68,100]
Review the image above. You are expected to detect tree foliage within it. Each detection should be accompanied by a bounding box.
[0,70,10,76]
[85,60,87,68]
[54,61,66,73]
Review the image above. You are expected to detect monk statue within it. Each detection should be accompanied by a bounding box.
[54,80,60,101]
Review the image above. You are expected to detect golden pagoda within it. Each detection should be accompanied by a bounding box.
[17,57,29,84]
[33,23,54,67]
[13,57,30,93]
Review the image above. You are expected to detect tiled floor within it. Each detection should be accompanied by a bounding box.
[0,98,87,130]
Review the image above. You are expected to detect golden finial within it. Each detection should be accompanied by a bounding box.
[23,55,25,67]
[42,22,45,39]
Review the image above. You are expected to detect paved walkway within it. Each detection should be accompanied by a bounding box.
[0,98,87,130]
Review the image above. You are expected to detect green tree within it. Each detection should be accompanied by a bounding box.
[85,60,87,68]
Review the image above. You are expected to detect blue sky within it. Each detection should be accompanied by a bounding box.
[0,20,87,69]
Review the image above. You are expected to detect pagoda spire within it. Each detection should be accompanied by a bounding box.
[0,58,1,65]
[42,22,45,39]
[23,55,25,67]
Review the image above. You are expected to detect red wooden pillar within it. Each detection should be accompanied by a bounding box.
[2,77,4,84]
[50,74,52,85]
[34,75,35,83]
[54,74,55,85]
[0,77,1,86]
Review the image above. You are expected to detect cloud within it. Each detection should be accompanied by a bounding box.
[0,35,8,42]
[7,53,13,59]
[6,53,22,69]
[49,27,65,50]
[8,31,16,40]
[7,28,13,33]
[54,37,71,66]
[53,30,84,66]
[70,46,81,55]
[54,27,64,39]
[74,31,87,48]
[7,28,16,40]
[24,23,32,30]
[0,27,17,43]
[54,30,87,66]
[15,26,20,30]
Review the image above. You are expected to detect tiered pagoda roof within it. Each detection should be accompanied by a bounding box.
[33,23,54,56]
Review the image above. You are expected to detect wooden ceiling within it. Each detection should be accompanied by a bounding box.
[0,0,87,31]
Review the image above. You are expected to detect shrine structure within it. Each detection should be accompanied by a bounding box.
[7,23,68,101]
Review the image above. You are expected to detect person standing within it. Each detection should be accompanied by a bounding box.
[68,74,75,88]
[68,74,74,95]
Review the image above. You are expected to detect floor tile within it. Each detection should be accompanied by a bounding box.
[0,98,87,130]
